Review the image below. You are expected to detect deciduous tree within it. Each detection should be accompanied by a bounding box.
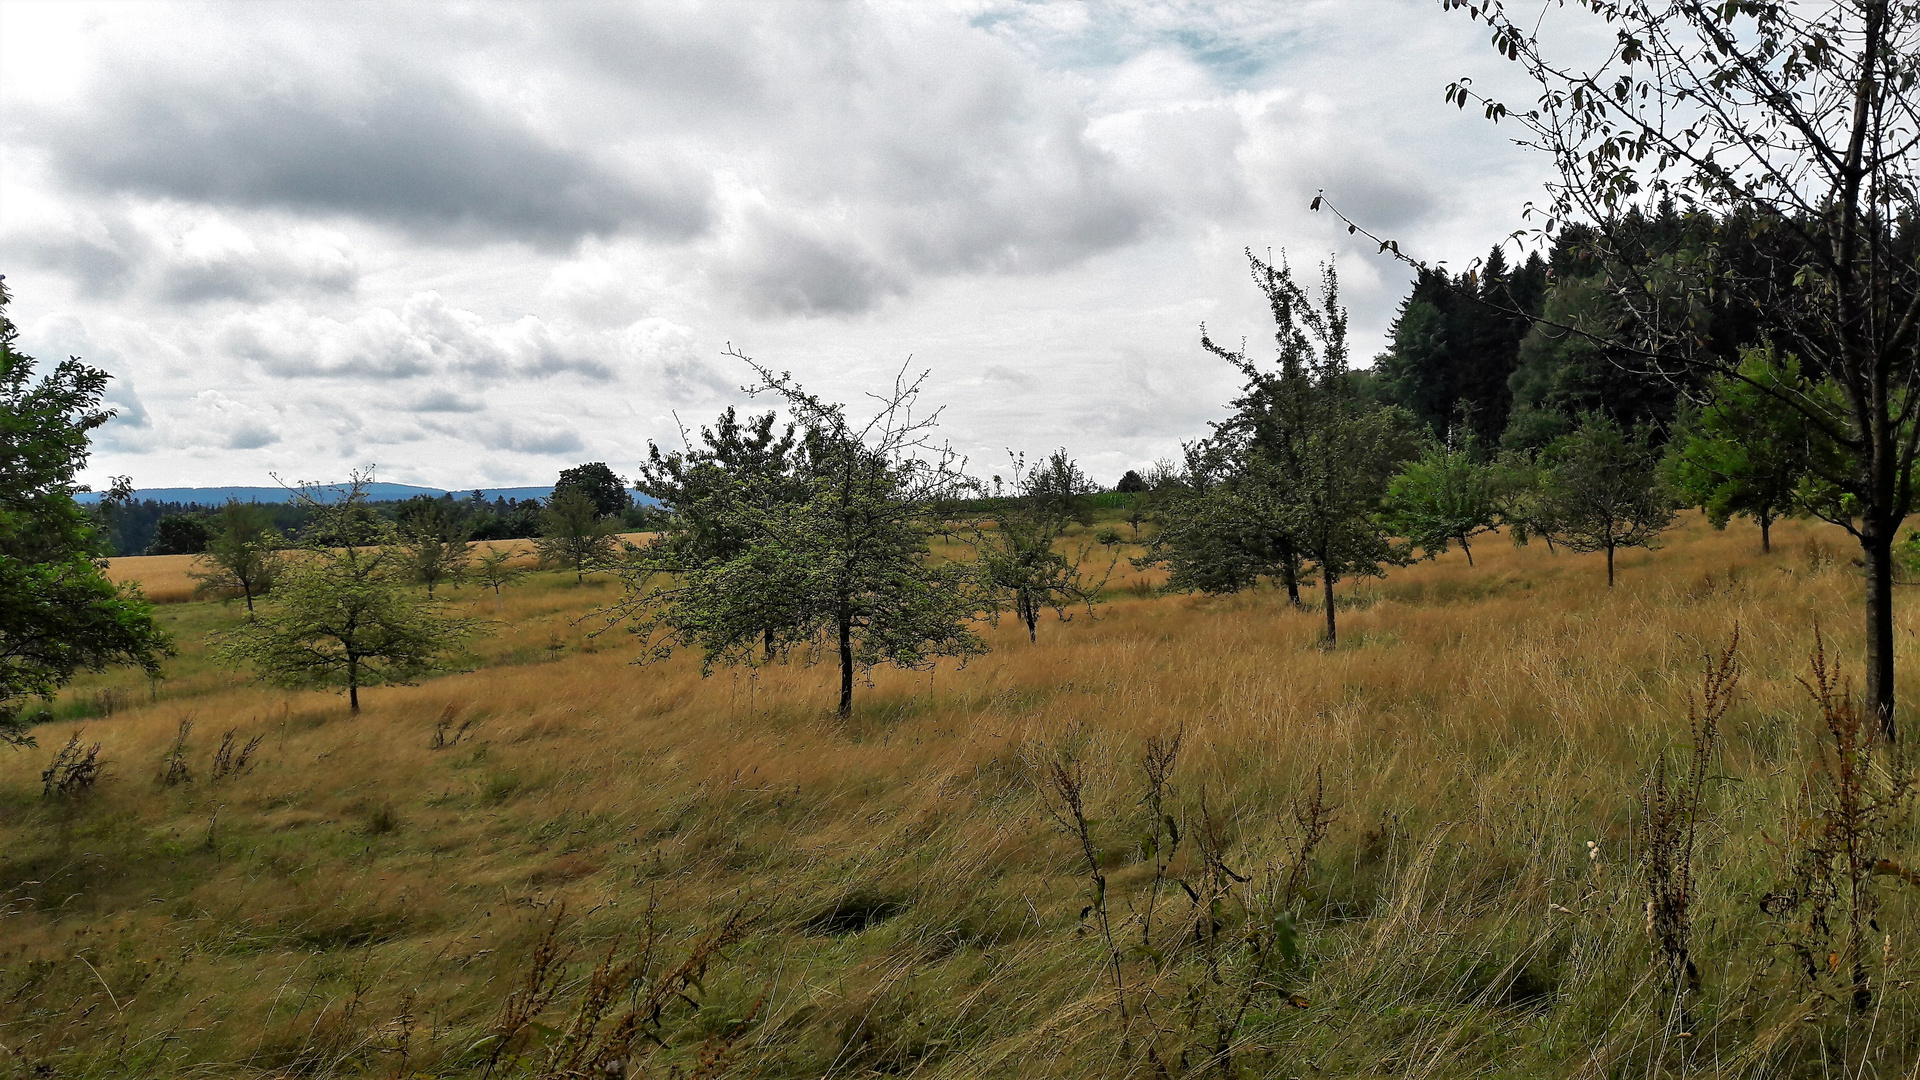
[554,462,632,519]
[397,496,473,597]
[0,277,171,744]
[1387,431,1503,566]
[1543,414,1677,587]
[536,490,619,584]
[973,450,1115,642]
[1666,350,1814,553]
[215,473,479,713]
[189,500,284,613]
[609,359,986,716]
[1431,0,1920,733]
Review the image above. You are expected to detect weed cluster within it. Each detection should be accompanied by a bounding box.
[40,731,104,798]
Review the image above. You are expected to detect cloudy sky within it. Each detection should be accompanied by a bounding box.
[1,0,1554,491]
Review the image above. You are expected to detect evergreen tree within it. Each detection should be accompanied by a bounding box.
[145,514,211,555]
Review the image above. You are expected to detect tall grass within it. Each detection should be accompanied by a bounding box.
[4,513,1920,1075]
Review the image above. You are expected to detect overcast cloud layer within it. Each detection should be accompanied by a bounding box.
[0,0,1553,489]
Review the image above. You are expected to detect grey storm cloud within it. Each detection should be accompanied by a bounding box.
[34,65,713,250]
[409,389,486,414]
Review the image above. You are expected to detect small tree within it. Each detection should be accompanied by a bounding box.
[1544,414,1676,587]
[609,358,986,717]
[1143,445,1308,600]
[1387,431,1502,566]
[974,450,1115,642]
[473,548,527,608]
[1202,251,1413,645]
[1666,350,1812,553]
[554,462,632,519]
[637,406,805,658]
[189,499,284,613]
[397,496,473,597]
[536,490,619,584]
[215,473,479,713]
[1493,449,1564,553]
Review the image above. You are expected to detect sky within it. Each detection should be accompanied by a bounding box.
[0,0,1558,491]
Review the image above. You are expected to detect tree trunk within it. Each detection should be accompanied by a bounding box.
[348,675,360,714]
[243,588,255,614]
[1863,527,1897,741]
[763,627,775,663]
[1279,538,1302,607]
[1321,569,1337,649]
[837,602,854,718]
[1760,513,1772,554]
[1460,534,1475,567]
[1605,543,1616,588]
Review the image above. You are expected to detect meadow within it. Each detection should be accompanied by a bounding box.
[5,513,1919,1078]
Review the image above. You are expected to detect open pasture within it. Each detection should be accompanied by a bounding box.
[7,513,1918,1078]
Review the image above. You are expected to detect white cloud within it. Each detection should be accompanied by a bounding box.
[1,0,1554,488]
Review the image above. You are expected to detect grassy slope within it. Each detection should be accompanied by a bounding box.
[4,516,1919,1077]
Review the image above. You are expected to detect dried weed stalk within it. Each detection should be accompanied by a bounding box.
[210,728,263,781]
[41,731,105,798]
[159,719,194,787]
[1763,627,1918,1013]
[1637,626,1738,1003]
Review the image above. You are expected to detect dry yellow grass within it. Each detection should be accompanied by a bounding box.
[103,534,653,605]
[8,514,1920,1076]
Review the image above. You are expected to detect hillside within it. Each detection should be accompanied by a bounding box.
[3,515,1915,1077]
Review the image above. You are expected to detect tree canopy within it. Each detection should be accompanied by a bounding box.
[0,277,171,745]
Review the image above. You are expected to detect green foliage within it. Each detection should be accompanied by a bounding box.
[553,462,631,519]
[214,474,480,712]
[144,514,211,556]
[973,450,1115,643]
[1143,449,1305,598]
[396,496,472,597]
[535,490,619,583]
[1541,414,1677,587]
[1377,246,1548,445]
[1665,349,1814,552]
[189,500,285,613]
[473,548,527,602]
[1174,250,1414,644]
[0,276,171,745]
[612,362,987,716]
[1386,432,1503,566]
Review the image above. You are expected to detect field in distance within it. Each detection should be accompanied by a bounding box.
[3,513,1914,1077]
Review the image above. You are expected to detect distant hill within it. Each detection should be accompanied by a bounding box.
[75,483,558,505]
